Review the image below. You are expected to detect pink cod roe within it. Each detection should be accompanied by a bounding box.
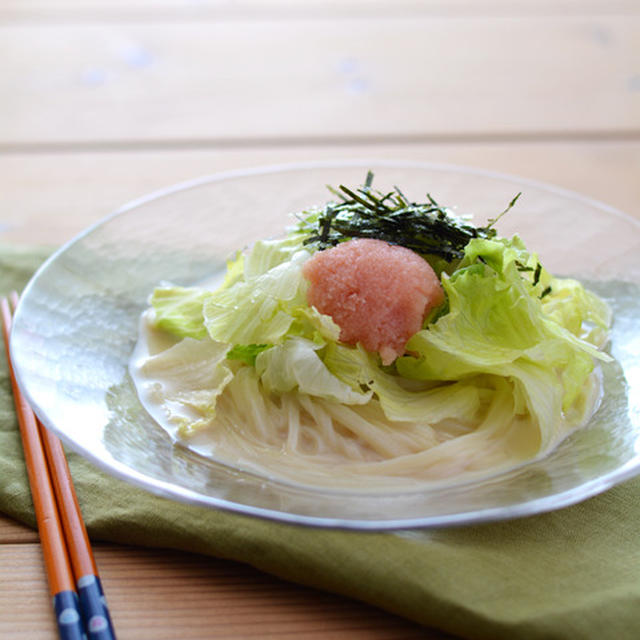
[302,238,444,365]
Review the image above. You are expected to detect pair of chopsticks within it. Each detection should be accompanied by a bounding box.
[1,292,117,640]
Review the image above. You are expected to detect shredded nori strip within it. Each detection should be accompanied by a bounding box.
[298,172,520,262]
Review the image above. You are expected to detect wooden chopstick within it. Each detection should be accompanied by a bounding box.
[39,421,117,640]
[1,294,84,640]
[1,292,117,640]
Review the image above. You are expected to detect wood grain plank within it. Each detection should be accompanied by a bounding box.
[1,141,638,246]
[0,515,37,543]
[0,543,440,639]
[2,17,638,146]
[1,1,638,23]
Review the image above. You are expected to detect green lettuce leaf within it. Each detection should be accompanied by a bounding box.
[323,342,483,424]
[149,237,314,346]
[149,286,209,340]
[202,247,311,345]
[226,343,272,366]
[541,278,612,347]
[395,237,610,435]
[136,337,233,437]
[255,337,372,405]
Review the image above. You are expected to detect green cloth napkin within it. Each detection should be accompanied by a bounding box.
[2,245,639,640]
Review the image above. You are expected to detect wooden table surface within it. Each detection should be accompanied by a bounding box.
[1,1,638,638]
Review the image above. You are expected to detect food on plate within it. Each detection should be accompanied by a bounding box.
[302,238,445,365]
[130,173,612,489]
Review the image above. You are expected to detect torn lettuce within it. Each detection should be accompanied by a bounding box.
[147,232,611,447]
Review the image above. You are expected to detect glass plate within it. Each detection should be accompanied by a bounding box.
[10,161,640,529]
